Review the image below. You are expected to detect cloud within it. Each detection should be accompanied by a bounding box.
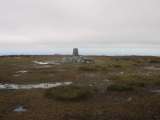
[0,0,160,54]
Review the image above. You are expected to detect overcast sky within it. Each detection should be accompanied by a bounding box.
[0,0,160,55]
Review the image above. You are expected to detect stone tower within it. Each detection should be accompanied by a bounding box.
[73,48,79,56]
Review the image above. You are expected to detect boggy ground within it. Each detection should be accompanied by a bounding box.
[0,55,160,120]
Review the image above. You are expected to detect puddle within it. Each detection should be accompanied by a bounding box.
[33,61,61,65]
[0,82,72,90]
[47,61,61,65]
[34,65,52,69]
[144,66,160,71]
[150,89,160,93]
[13,106,27,112]
[13,74,21,77]
[16,70,28,74]
[33,61,49,65]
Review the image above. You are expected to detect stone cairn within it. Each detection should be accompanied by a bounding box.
[73,48,79,56]
[62,48,94,63]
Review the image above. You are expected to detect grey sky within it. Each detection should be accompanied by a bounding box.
[0,0,160,55]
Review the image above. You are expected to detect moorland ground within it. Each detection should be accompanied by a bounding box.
[0,55,160,120]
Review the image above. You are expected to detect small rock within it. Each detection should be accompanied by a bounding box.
[120,72,124,75]
[127,97,132,102]
[89,84,93,86]
[103,79,110,82]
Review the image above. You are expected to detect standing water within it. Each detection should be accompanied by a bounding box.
[0,82,72,90]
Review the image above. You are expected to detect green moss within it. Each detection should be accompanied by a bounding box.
[107,84,134,92]
[108,73,160,87]
[78,65,108,72]
[148,59,160,64]
[45,85,96,101]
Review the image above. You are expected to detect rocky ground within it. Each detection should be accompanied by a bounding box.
[0,55,160,120]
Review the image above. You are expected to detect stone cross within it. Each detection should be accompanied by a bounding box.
[73,48,79,56]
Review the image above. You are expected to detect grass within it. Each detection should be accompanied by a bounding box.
[107,84,134,92]
[78,64,109,72]
[148,57,160,64]
[0,55,160,120]
[45,85,96,101]
[108,73,160,87]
